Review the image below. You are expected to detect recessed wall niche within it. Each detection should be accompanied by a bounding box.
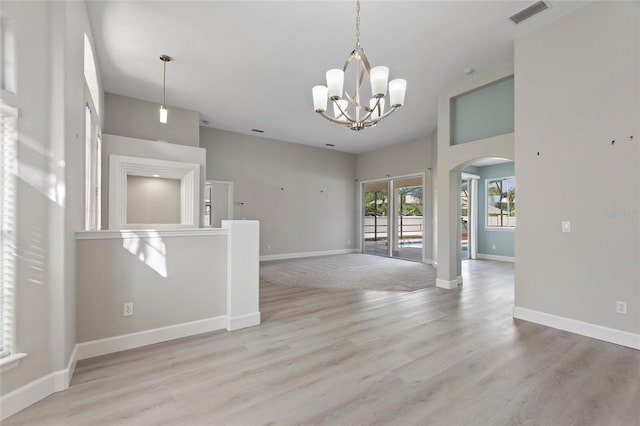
[109,154,200,229]
[126,175,181,224]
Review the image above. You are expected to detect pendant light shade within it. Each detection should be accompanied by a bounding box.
[326,69,345,100]
[312,85,328,112]
[159,105,168,123]
[370,66,389,98]
[389,79,407,107]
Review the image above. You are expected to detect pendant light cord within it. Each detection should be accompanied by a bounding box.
[160,54,171,106]
[163,59,167,106]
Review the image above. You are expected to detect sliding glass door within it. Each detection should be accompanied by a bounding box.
[362,175,424,262]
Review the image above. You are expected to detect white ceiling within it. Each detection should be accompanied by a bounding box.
[86,0,590,154]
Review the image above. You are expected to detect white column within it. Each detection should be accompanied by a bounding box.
[223,220,261,330]
[436,169,460,289]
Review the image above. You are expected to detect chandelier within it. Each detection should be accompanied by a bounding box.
[312,0,406,131]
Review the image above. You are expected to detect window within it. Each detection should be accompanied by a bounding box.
[1,101,17,360]
[1,16,17,94]
[486,176,516,228]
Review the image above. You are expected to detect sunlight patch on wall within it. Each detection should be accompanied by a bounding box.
[121,230,168,277]
[16,133,65,206]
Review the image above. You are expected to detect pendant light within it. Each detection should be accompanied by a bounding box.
[159,54,171,124]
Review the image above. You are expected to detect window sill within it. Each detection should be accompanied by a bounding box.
[0,353,27,373]
[484,227,515,232]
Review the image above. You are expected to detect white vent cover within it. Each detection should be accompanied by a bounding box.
[509,1,549,24]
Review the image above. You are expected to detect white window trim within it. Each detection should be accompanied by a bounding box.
[485,175,516,230]
[84,98,101,231]
[0,352,27,372]
[108,155,200,230]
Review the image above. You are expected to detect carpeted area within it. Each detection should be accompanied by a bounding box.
[260,253,437,292]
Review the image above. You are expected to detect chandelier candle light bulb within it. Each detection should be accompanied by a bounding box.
[311,0,406,131]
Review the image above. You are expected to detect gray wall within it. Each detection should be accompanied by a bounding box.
[1,0,98,395]
[126,176,181,224]
[476,162,515,258]
[200,127,358,256]
[356,136,433,182]
[515,1,639,333]
[76,234,227,342]
[104,93,200,147]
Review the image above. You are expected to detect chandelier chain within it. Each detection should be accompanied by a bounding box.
[355,0,360,47]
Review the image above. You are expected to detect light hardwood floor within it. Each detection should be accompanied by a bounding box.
[4,260,640,425]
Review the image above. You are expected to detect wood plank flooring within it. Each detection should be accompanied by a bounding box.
[4,259,639,425]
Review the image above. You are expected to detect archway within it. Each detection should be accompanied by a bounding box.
[436,155,514,289]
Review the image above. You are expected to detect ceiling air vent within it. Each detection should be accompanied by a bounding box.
[509,1,549,24]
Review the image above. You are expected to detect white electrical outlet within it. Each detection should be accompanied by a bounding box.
[562,221,571,233]
[616,301,627,314]
[348,240,351,246]
[267,244,271,250]
[123,302,133,316]
[492,245,496,250]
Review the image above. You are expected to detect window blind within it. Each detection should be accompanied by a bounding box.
[0,101,17,359]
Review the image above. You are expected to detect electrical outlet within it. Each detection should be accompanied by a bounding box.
[348,240,351,246]
[616,301,627,314]
[123,302,133,316]
[267,244,271,250]
[562,221,571,233]
[492,245,496,250]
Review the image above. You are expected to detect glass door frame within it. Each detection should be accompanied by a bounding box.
[460,172,479,260]
[360,173,426,261]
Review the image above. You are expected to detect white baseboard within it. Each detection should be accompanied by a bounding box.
[75,316,228,361]
[436,278,459,289]
[1,315,257,420]
[1,368,63,421]
[422,258,434,265]
[260,248,359,262]
[228,312,261,331]
[513,306,640,350]
[55,344,78,390]
[477,253,515,262]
